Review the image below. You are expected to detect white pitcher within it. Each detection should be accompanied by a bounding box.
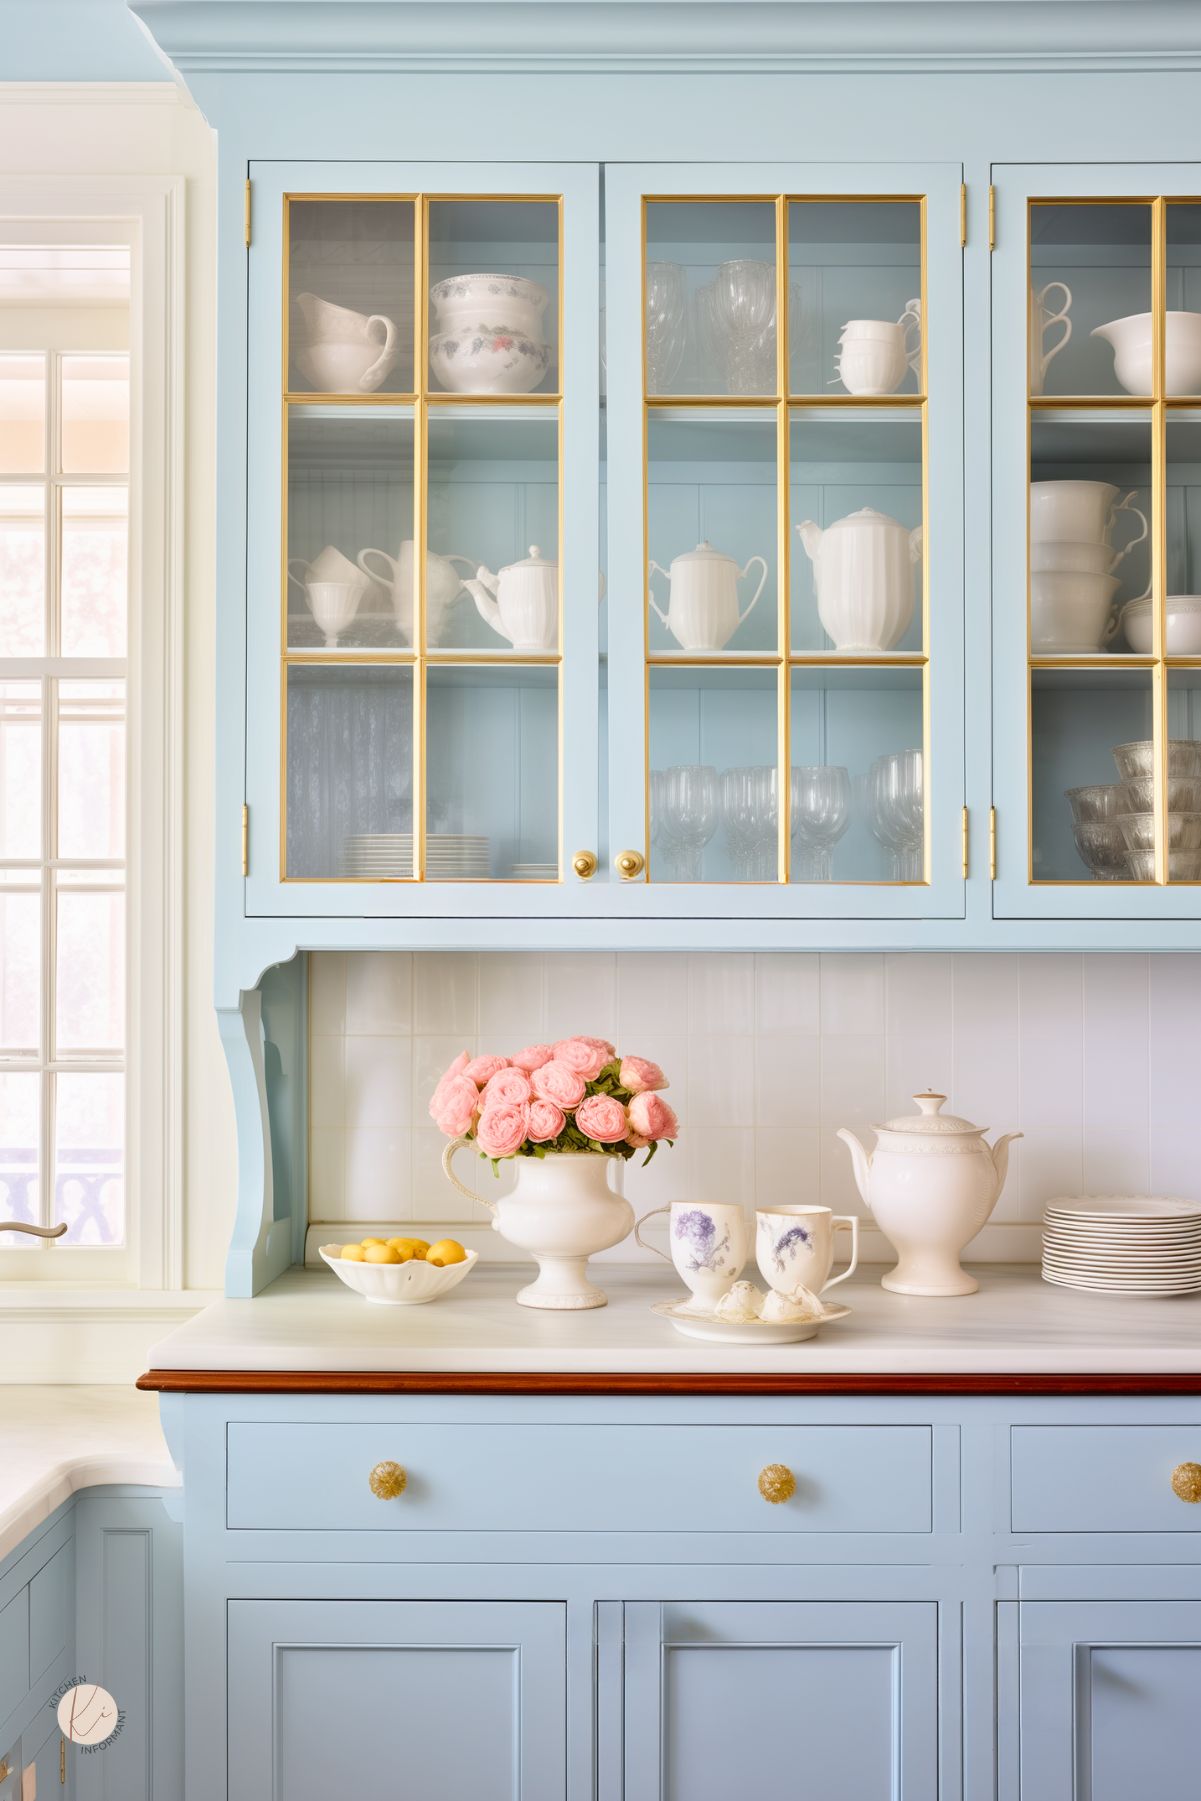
[293,291,400,393]
[356,541,475,644]
[796,507,922,652]
[462,545,559,651]
[1028,280,1072,395]
[648,540,768,650]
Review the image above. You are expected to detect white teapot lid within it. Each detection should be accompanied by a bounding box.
[672,539,736,566]
[829,506,902,532]
[876,1092,985,1137]
[501,544,556,573]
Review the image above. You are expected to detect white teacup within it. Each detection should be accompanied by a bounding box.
[755,1204,859,1298]
[636,1200,749,1312]
[304,580,362,648]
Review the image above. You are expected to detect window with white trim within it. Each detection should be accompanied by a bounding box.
[0,262,132,1267]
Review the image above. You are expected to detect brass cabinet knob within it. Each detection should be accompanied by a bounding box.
[1171,1461,1201,1503]
[0,1759,9,1783]
[368,1460,407,1500]
[758,1463,797,1505]
[571,850,598,880]
[615,849,645,880]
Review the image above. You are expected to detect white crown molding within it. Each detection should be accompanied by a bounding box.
[0,81,185,106]
[131,0,1201,73]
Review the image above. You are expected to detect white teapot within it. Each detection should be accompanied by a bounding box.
[796,507,922,652]
[648,540,768,650]
[356,541,475,645]
[837,1092,1022,1297]
[463,545,558,651]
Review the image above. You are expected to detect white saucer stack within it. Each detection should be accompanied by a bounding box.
[339,834,491,879]
[1042,1195,1201,1295]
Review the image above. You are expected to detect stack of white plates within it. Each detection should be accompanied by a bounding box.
[339,834,491,879]
[1042,1196,1201,1295]
[510,861,558,881]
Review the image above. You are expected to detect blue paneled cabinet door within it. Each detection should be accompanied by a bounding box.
[226,1599,566,1800]
[622,1600,939,1799]
[1019,1600,1201,1801]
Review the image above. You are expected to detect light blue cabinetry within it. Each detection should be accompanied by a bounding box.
[0,1491,180,1801]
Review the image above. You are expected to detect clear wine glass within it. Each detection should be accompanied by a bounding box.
[658,764,719,881]
[790,764,851,881]
[747,765,780,879]
[645,261,687,395]
[868,749,924,881]
[711,259,776,394]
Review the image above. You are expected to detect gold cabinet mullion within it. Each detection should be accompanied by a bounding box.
[414,193,428,883]
[775,195,791,883]
[1151,196,1169,884]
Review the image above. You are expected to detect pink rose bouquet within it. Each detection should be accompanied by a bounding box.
[428,1038,679,1169]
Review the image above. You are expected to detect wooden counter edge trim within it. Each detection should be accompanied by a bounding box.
[137,1369,1201,1396]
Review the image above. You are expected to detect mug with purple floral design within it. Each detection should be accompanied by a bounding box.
[635,1200,749,1312]
[755,1204,859,1299]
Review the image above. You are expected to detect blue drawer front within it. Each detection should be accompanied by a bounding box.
[227,1421,933,1534]
[1012,1426,1201,1531]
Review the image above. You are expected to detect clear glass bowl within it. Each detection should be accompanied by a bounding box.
[1072,820,1131,879]
[1065,782,1123,823]
[1112,739,1201,782]
[1127,848,1201,882]
[1117,812,1201,854]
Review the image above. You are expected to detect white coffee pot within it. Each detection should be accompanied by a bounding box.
[648,540,768,650]
[463,545,558,651]
[356,541,475,644]
[796,507,922,652]
[837,1092,1022,1297]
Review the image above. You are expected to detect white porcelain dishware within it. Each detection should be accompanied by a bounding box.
[1029,481,1148,560]
[462,545,558,651]
[428,271,548,340]
[1120,594,1201,655]
[648,540,768,651]
[635,1200,750,1313]
[429,328,550,394]
[1029,569,1120,652]
[319,1243,478,1306]
[1091,310,1201,396]
[293,292,400,394]
[651,1293,851,1346]
[838,1092,1021,1296]
[1041,1195,1201,1295]
[302,580,363,648]
[754,1205,859,1299]
[796,507,922,652]
[835,299,921,394]
[356,541,476,644]
[1028,280,1072,395]
[1029,539,1115,576]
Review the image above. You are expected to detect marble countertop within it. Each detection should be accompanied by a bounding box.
[142,1263,1201,1383]
[0,1387,177,1565]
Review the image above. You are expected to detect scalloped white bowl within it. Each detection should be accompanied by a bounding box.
[319,1244,478,1305]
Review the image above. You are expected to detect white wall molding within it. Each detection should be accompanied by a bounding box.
[0,83,185,107]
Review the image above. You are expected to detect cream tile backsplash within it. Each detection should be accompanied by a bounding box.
[306,951,1201,1261]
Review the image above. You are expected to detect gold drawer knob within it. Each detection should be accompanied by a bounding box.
[1171,1461,1201,1503]
[368,1460,407,1500]
[0,1759,9,1783]
[615,849,645,880]
[758,1463,796,1505]
[572,850,598,880]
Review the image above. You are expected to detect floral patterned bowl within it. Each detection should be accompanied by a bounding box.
[430,272,548,339]
[429,329,551,395]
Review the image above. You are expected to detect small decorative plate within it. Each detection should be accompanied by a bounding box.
[651,1297,851,1346]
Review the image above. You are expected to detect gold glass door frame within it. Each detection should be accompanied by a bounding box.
[279,191,566,883]
[1026,194,1201,886]
[641,192,930,884]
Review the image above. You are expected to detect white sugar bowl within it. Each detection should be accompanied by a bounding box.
[837,1092,1021,1297]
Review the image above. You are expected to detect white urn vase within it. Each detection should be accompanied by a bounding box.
[442,1141,634,1310]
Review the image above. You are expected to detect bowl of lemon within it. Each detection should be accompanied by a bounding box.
[319,1236,477,1305]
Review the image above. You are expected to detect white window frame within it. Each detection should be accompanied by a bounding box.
[0,178,185,1291]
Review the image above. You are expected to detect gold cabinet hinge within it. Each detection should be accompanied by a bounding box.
[988,184,996,251]
[241,803,249,876]
[961,806,970,878]
[960,183,967,249]
[244,178,252,249]
[60,1736,67,1784]
[989,806,997,879]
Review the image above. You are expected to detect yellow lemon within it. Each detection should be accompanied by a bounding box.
[363,1243,400,1264]
[360,1237,387,1248]
[426,1238,468,1267]
[390,1237,429,1259]
[339,1244,365,1262]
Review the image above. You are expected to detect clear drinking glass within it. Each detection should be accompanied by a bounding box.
[710,259,777,395]
[790,764,851,881]
[868,748,924,881]
[645,262,687,396]
[721,766,779,879]
[658,764,720,881]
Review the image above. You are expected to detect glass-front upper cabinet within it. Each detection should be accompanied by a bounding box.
[245,164,599,916]
[993,165,1201,918]
[604,165,965,916]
